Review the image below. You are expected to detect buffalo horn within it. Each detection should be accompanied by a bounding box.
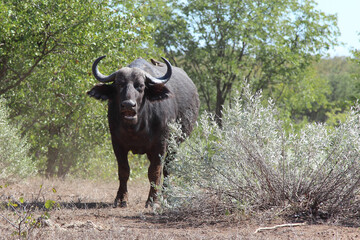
[92,56,117,83]
[146,57,172,85]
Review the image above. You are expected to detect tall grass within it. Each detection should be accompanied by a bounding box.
[163,88,360,218]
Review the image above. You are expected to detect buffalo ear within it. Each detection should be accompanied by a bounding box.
[87,84,115,101]
[145,84,173,101]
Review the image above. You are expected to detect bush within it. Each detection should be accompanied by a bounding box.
[71,144,148,181]
[163,88,360,219]
[0,99,36,180]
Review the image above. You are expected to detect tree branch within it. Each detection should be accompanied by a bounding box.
[0,40,58,95]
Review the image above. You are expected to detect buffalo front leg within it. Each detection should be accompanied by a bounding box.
[146,153,163,208]
[113,147,130,208]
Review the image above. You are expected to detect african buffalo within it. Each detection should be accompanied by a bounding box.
[87,56,199,208]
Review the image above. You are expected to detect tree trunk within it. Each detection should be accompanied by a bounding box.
[215,88,225,127]
[46,146,59,178]
[58,157,72,179]
[45,125,61,178]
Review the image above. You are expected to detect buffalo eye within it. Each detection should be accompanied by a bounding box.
[134,83,144,93]
[116,80,126,89]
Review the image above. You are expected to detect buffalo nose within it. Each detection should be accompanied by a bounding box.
[121,100,136,109]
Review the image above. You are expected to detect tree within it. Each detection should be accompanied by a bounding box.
[312,57,360,125]
[275,64,330,129]
[146,0,339,124]
[316,57,358,102]
[1,0,160,177]
[350,47,360,100]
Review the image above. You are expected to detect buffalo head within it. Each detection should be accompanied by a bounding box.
[87,56,173,125]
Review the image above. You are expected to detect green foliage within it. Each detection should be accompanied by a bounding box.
[128,153,149,180]
[137,0,190,57]
[164,88,360,218]
[0,0,353,182]
[70,144,117,180]
[317,57,359,102]
[44,200,56,210]
[309,57,360,126]
[0,98,35,180]
[1,0,161,177]
[275,64,331,130]
[146,0,339,123]
[70,144,148,180]
[351,47,360,101]
[0,0,157,93]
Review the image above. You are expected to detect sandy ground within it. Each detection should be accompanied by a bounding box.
[1,177,360,239]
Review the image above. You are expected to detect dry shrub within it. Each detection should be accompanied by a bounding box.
[162,88,360,221]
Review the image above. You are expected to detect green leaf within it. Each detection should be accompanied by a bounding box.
[45,200,56,210]
[225,209,230,216]
[10,202,18,207]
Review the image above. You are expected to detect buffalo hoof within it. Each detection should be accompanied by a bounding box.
[113,199,127,208]
[120,201,127,208]
[145,201,152,208]
[145,199,158,208]
[145,201,161,211]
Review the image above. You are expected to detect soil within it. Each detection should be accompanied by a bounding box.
[1,177,360,239]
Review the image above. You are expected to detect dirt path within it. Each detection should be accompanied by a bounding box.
[1,178,360,239]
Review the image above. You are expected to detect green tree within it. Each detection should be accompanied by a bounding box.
[311,57,360,126]
[146,0,339,124]
[1,0,159,177]
[275,64,330,130]
[138,0,190,64]
[353,46,360,99]
[316,57,358,102]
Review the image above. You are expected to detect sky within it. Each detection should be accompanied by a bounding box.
[315,0,360,56]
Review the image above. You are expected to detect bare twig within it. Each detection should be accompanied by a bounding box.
[254,222,306,234]
[0,214,18,229]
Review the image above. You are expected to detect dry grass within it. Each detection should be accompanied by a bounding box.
[1,177,360,240]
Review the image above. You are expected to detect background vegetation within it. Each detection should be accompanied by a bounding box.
[0,98,35,180]
[1,0,360,218]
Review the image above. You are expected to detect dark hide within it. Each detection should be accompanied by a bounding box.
[88,57,199,208]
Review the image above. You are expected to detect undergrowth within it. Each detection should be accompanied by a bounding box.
[0,98,36,181]
[0,184,57,239]
[162,88,360,221]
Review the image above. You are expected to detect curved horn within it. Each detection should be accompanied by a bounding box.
[92,56,117,83]
[146,57,172,85]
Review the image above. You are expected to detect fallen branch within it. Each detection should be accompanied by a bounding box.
[254,223,306,234]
